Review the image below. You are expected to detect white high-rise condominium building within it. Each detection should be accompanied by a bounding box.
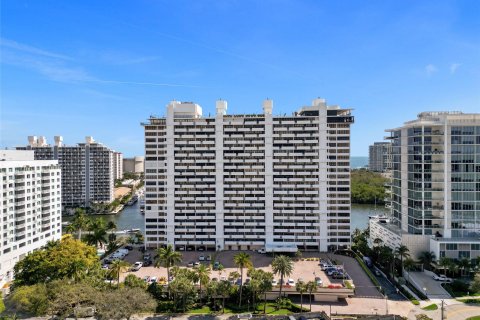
[113,152,123,180]
[368,142,392,172]
[143,98,354,252]
[370,111,480,260]
[0,150,62,286]
[17,136,116,208]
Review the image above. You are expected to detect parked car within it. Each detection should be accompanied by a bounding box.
[187,261,194,267]
[198,247,205,251]
[178,246,185,251]
[321,264,334,271]
[143,254,151,261]
[287,279,295,286]
[125,245,133,250]
[237,314,252,319]
[143,276,150,283]
[132,261,143,271]
[235,278,242,286]
[326,268,338,276]
[374,269,381,276]
[102,264,109,270]
[258,248,266,254]
[194,262,200,268]
[272,279,278,286]
[332,272,347,279]
[433,274,453,282]
[315,277,323,286]
[199,255,205,261]
[213,261,220,270]
[206,255,212,261]
[149,276,158,284]
[143,259,153,267]
[297,278,304,283]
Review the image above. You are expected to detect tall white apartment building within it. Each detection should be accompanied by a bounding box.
[0,150,62,286]
[17,136,115,208]
[368,142,392,172]
[370,111,480,260]
[123,156,145,174]
[113,152,123,180]
[143,98,354,252]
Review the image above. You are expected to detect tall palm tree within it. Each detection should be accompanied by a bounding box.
[403,258,415,271]
[296,280,307,311]
[438,257,452,276]
[196,264,211,301]
[84,218,108,249]
[233,252,252,308]
[395,245,410,272]
[154,244,182,285]
[258,271,273,314]
[419,251,436,270]
[306,281,318,311]
[71,208,90,240]
[109,259,130,287]
[459,258,471,277]
[271,255,293,298]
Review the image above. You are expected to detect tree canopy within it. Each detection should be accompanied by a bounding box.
[351,169,387,204]
[13,235,100,286]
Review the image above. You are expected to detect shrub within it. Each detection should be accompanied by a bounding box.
[411,299,420,305]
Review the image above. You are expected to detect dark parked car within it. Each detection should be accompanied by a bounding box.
[125,245,134,250]
[143,259,153,266]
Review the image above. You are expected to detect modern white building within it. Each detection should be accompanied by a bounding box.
[113,152,123,180]
[0,150,62,286]
[368,142,392,172]
[123,156,144,174]
[142,98,354,252]
[17,136,116,208]
[371,111,480,261]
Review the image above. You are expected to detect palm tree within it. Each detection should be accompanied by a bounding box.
[403,258,415,271]
[459,258,471,277]
[271,255,293,298]
[419,251,436,270]
[196,264,211,301]
[84,218,108,248]
[70,208,90,240]
[258,271,273,314]
[373,237,384,246]
[154,244,182,284]
[109,259,130,286]
[296,280,307,311]
[306,280,318,311]
[233,252,252,308]
[438,257,452,276]
[394,245,410,273]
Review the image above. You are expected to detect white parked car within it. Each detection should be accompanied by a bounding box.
[287,278,295,286]
[433,274,452,282]
[149,276,158,284]
[272,279,278,286]
[199,255,205,261]
[258,248,266,254]
[132,261,143,271]
[315,277,323,286]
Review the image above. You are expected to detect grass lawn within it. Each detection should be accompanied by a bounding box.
[421,304,438,311]
[466,316,480,320]
[188,306,212,314]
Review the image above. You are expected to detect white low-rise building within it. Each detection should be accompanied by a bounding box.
[0,150,62,286]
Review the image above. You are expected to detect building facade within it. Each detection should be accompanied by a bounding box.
[0,150,62,286]
[142,98,354,251]
[368,142,392,172]
[123,156,144,174]
[371,111,480,261]
[113,152,123,180]
[17,136,115,208]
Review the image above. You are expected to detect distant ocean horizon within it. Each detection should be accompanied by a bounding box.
[351,156,368,169]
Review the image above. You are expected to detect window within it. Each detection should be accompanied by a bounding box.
[459,251,470,259]
[471,244,480,250]
[446,243,458,250]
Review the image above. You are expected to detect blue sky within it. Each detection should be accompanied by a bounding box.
[1,0,479,157]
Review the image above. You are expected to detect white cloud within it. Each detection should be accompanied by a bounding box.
[0,37,72,60]
[425,64,438,76]
[450,63,461,74]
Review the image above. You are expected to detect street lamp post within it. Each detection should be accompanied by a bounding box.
[385,294,388,315]
[423,287,427,300]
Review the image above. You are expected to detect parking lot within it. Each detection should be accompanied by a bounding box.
[407,271,451,299]
[107,247,379,296]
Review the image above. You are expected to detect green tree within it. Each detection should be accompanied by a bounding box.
[47,281,98,318]
[95,287,156,320]
[395,245,410,272]
[124,274,147,289]
[257,271,273,314]
[9,284,48,316]
[84,218,108,249]
[154,245,182,286]
[350,170,387,204]
[271,255,293,298]
[233,252,252,308]
[404,258,416,271]
[459,258,471,277]
[168,276,197,312]
[306,280,318,311]
[470,272,480,294]
[196,264,211,301]
[70,208,91,240]
[438,257,452,276]
[419,251,436,270]
[217,280,232,314]
[13,235,100,286]
[296,280,307,311]
[109,259,130,286]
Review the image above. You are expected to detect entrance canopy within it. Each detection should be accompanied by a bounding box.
[265,242,298,253]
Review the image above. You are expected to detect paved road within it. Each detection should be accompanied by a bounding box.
[322,253,383,299]
[408,271,451,299]
[372,269,406,301]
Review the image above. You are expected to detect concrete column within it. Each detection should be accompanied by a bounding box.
[215,100,226,250]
